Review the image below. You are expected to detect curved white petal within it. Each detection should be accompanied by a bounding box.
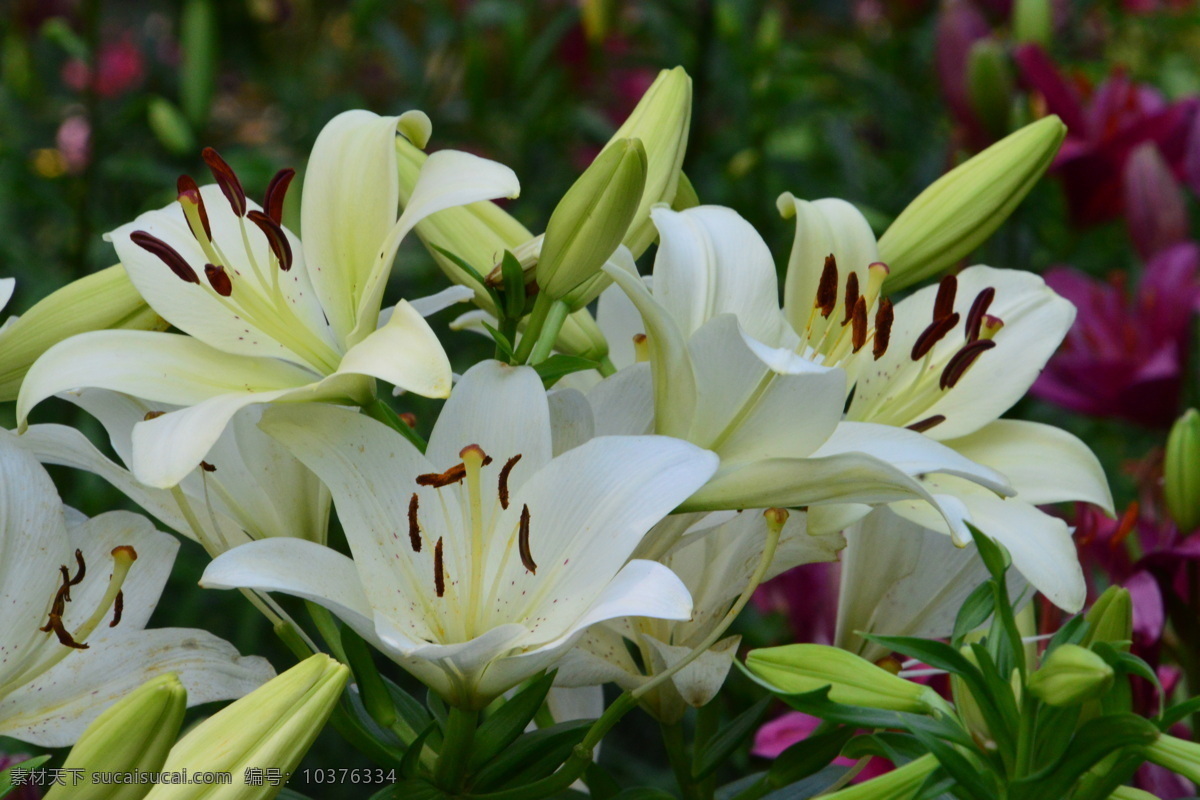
[0,628,274,748]
[427,361,552,489]
[407,285,475,317]
[944,420,1113,513]
[595,282,645,371]
[651,206,783,345]
[548,387,595,456]
[0,278,14,312]
[350,150,521,344]
[587,363,655,436]
[644,634,739,708]
[337,299,452,398]
[604,265,696,438]
[779,196,879,333]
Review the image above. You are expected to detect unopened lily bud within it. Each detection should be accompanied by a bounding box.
[1144,733,1200,785]
[966,39,1014,139]
[0,266,165,402]
[820,754,938,800]
[1165,409,1200,533]
[1082,585,1133,650]
[1125,144,1188,261]
[607,66,693,257]
[1012,0,1052,47]
[745,644,944,715]
[1027,644,1113,707]
[47,674,187,800]
[144,654,348,799]
[537,138,646,301]
[878,115,1066,291]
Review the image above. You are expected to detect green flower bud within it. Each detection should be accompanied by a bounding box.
[966,39,1015,139]
[147,97,196,157]
[877,115,1066,291]
[1027,644,1114,707]
[606,66,692,257]
[1013,0,1052,47]
[950,644,992,745]
[537,138,647,301]
[47,674,187,800]
[1143,732,1200,785]
[1165,409,1200,532]
[144,654,348,799]
[0,266,166,402]
[1082,585,1133,650]
[745,644,944,714]
[820,754,938,800]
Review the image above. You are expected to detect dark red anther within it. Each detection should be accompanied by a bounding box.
[416,463,467,487]
[407,493,422,553]
[109,590,124,628]
[815,255,839,318]
[263,168,296,225]
[873,298,893,360]
[45,614,88,649]
[911,312,961,360]
[130,231,200,284]
[498,454,522,511]
[851,297,868,352]
[200,460,217,472]
[247,210,294,272]
[906,415,946,433]
[964,287,996,343]
[204,264,233,297]
[939,340,996,389]
[433,537,445,598]
[69,549,85,587]
[201,147,247,217]
[176,175,212,240]
[841,272,860,325]
[399,413,418,429]
[144,410,165,421]
[518,504,536,574]
[933,274,958,322]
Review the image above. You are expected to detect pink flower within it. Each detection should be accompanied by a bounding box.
[55,115,90,174]
[753,712,892,781]
[1031,243,1200,428]
[61,36,144,98]
[754,561,840,647]
[1015,44,1199,227]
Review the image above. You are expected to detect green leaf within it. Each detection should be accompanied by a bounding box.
[401,723,436,780]
[533,354,601,384]
[426,690,449,731]
[584,762,622,799]
[433,245,501,308]
[843,731,925,764]
[469,672,557,772]
[859,634,976,676]
[966,522,1009,582]
[912,771,958,800]
[481,321,517,361]
[343,626,401,732]
[0,755,50,799]
[469,719,592,791]
[692,696,772,780]
[773,687,974,748]
[1161,695,1200,730]
[909,726,994,800]
[766,725,856,786]
[501,250,528,321]
[1046,615,1089,652]
[951,580,995,646]
[1010,714,1160,800]
[370,778,448,800]
[610,790,676,800]
[715,767,852,800]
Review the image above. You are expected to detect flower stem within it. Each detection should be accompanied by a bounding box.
[528,299,570,365]
[661,722,701,800]
[598,356,618,377]
[364,397,427,453]
[513,291,554,364]
[434,706,478,792]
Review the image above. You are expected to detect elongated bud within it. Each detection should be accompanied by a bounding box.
[1082,585,1133,650]
[144,655,346,799]
[966,39,1014,139]
[607,66,693,257]
[745,644,945,715]
[1027,644,1113,707]
[1144,733,1200,786]
[818,754,939,800]
[878,115,1066,291]
[47,674,187,800]
[537,139,647,301]
[0,267,166,402]
[1013,0,1052,47]
[1165,409,1200,532]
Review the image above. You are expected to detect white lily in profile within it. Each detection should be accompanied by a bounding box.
[591,204,1010,529]
[778,195,1112,611]
[0,431,273,747]
[18,110,519,489]
[19,388,329,554]
[558,509,844,722]
[201,361,718,708]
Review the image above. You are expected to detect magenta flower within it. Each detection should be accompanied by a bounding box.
[1015,44,1199,226]
[754,561,840,647]
[1031,243,1200,428]
[61,36,144,98]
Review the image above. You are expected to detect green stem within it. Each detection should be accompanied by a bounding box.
[364,397,427,453]
[513,291,554,364]
[528,299,570,365]
[306,602,348,664]
[433,706,478,792]
[1013,691,1037,778]
[661,722,699,800]
[695,701,720,800]
[598,356,617,377]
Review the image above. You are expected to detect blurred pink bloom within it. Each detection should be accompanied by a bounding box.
[753,561,840,647]
[935,0,995,146]
[1015,44,1200,226]
[61,36,144,98]
[753,712,891,781]
[55,115,90,174]
[1122,0,1198,12]
[1031,243,1200,428]
[1125,143,1189,260]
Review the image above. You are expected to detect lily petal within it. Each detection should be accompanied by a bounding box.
[587,362,655,437]
[337,299,452,398]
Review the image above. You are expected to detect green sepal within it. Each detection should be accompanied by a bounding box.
[691,696,772,780]
[469,672,556,772]
[469,719,593,792]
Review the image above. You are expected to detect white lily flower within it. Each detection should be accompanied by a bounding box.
[201,360,718,708]
[557,509,843,722]
[19,388,330,553]
[17,110,520,489]
[780,196,1112,611]
[593,204,1010,529]
[0,431,273,748]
